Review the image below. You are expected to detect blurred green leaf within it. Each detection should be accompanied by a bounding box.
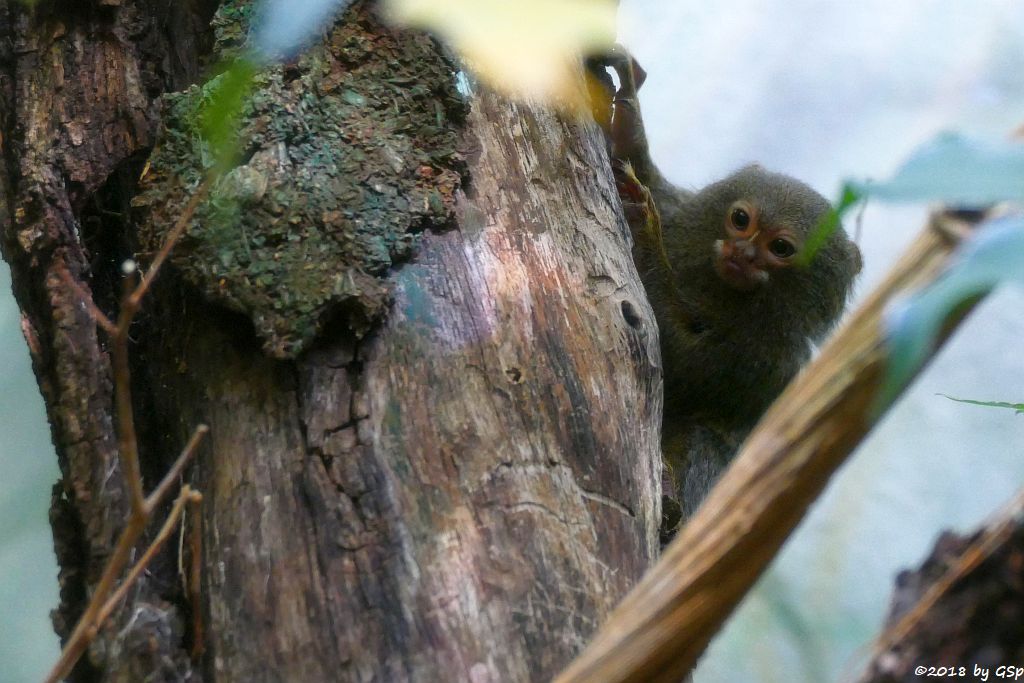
[756,573,829,683]
[879,215,1024,408]
[850,132,1024,206]
[806,133,1024,265]
[201,58,258,171]
[938,394,1024,414]
[798,183,863,266]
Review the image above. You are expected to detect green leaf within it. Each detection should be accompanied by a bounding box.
[200,58,258,171]
[797,183,863,266]
[879,215,1024,408]
[850,132,1024,206]
[937,394,1024,415]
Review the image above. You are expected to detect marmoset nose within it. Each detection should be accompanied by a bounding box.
[733,239,757,261]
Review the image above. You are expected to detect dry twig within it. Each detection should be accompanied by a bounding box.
[44,179,212,683]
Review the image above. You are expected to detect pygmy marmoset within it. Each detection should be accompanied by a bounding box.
[592,49,862,526]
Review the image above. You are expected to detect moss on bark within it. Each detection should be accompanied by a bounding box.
[134,1,467,357]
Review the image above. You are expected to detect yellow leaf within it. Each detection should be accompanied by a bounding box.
[384,0,617,109]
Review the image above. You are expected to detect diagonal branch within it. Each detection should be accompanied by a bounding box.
[145,425,209,514]
[556,210,984,683]
[126,177,211,314]
[56,268,118,336]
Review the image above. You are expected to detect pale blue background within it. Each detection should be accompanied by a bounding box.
[0,263,61,680]
[3,1,1024,680]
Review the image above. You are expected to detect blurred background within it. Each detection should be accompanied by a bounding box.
[2,1,1023,680]
[0,263,60,680]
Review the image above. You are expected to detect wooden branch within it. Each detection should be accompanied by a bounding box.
[56,268,118,336]
[111,278,148,518]
[126,177,211,313]
[45,508,149,683]
[114,176,211,518]
[556,211,982,683]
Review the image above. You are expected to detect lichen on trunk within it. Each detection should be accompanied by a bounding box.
[134,0,468,357]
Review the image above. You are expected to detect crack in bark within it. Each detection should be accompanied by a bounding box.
[578,487,636,519]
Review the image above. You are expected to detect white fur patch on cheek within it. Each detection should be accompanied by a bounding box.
[713,239,724,256]
[755,270,770,284]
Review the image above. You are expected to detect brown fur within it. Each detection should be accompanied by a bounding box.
[595,49,861,518]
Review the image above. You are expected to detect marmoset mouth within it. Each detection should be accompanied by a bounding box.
[714,242,768,290]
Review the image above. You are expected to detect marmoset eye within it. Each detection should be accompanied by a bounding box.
[768,238,796,258]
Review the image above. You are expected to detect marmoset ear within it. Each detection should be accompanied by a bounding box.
[628,53,648,91]
[846,239,863,275]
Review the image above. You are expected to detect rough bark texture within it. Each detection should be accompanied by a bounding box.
[1,1,661,681]
[0,1,217,679]
[858,513,1024,683]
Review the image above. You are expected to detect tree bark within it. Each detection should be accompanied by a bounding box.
[1,2,661,682]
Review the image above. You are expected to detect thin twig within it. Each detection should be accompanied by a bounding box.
[127,177,212,313]
[187,494,205,660]
[44,179,213,683]
[47,518,146,683]
[145,425,209,515]
[44,512,147,683]
[56,268,118,336]
[112,176,211,517]
[111,280,147,518]
[96,487,203,628]
[43,425,208,683]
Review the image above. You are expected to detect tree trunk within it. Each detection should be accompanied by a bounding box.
[1,1,662,681]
